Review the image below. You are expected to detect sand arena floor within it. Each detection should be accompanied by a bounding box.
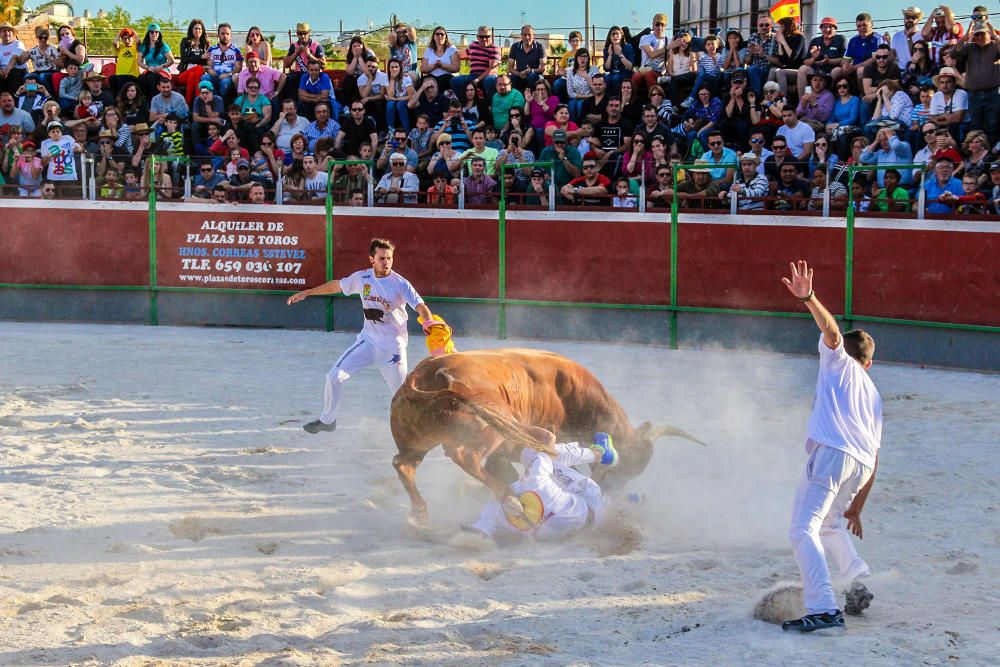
[1,322,998,666]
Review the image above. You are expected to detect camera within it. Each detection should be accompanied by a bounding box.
[26,83,38,92]
[389,140,399,150]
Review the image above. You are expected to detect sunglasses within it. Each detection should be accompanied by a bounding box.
[758,23,771,27]
[390,161,405,166]
[438,141,451,145]
[297,31,309,36]
[434,32,446,36]
[654,22,665,26]
[750,138,763,144]
[815,142,828,146]
[905,14,919,20]
[875,55,889,61]
[773,145,787,150]
[923,129,937,135]
[478,34,491,39]
[261,141,273,146]
[837,84,850,89]
[200,167,214,171]
[913,47,926,51]
[351,107,364,112]
[709,141,722,147]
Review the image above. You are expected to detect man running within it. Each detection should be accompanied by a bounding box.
[781,260,881,632]
[288,238,434,433]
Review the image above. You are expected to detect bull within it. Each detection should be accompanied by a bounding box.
[390,348,703,523]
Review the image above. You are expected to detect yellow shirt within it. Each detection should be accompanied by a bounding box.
[116,42,140,77]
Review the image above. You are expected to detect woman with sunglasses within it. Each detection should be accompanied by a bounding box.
[826,77,862,157]
[245,26,271,67]
[176,20,210,106]
[808,134,838,175]
[16,27,60,97]
[137,24,175,100]
[421,26,459,93]
[501,108,534,149]
[621,131,655,186]
[901,40,937,97]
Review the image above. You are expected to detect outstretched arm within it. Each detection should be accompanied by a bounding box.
[415,302,433,326]
[844,454,877,539]
[287,279,342,304]
[782,259,841,350]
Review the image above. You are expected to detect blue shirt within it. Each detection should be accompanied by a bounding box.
[208,44,242,74]
[705,147,738,180]
[860,136,914,186]
[299,72,333,96]
[923,177,963,214]
[304,118,340,151]
[845,34,882,64]
[831,96,862,127]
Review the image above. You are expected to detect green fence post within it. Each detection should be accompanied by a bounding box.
[148,156,158,326]
[325,158,335,332]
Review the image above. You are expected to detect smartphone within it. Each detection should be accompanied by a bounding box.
[389,140,399,150]
[804,85,812,95]
[26,83,38,92]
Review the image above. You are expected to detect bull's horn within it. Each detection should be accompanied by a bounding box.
[650,424,707,447]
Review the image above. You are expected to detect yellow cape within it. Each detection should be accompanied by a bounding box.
[418,315,457,356]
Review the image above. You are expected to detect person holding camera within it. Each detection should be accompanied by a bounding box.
[951,12,1000,146]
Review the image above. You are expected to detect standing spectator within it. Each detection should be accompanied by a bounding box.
[244,26,271,67]
[769,18,805,97]
[565,48,599,123]
[408,78,448,127]
[860,127,914,187]
[891,8,924,68]
[920,6,962,65]
[633,13,669,98]
[776,107,815,160]
[297,60,334,121]
[237,51,285,101]
[835,14,883,90]
[797,17,846,99]
[462,155,496,205]
[271,98,310,152]
[796,72,834,134]
[951,22,1000,146]
[452,26,501,100]
[728,152,769,209]
[282,23,325,101]
[507,25,547,93]
[603,26,636,96]
[682,35,724,108]
[110,28,139,96]
[0,22,26,97]
[421,26,459,93]
[12,139,43,196]
[490,75,525,133]
[55,25,88,72]
[40,121,80,184]
[137,24,175,100]
[202,24,242,101]
[746,15,779,95]
[923,154,963,213]
[384,59,415,131]
[928,67,968,141]
[335,101,378,157]
[388,22,420,80]
[17,27,59,97]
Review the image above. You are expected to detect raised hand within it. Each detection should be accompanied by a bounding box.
[781,260,813,299]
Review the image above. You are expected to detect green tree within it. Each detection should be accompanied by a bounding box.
[55,5,182,56]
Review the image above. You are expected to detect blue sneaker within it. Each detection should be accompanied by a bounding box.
[590,432,618,466]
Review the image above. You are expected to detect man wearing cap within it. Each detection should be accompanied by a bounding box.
[0,90,34,140]
[928,67,968,140]
[40,121,80,184]
[237,50,285,100]
[225,156,268,200]
[951,18,1000,145]
[83,72,114,116]
[375,152,419,204]
[676,162,720,209]
[796,72,834,133]
[797,18,845,99]
[633,13,669,97]
[890,8,924,69]
[201,23,243,100]
[297,60,335,121]
[922,155,963,214]
[150,75,188,125]
[986,162,1000,215]
[0,22,26,96]
[836,14,883,91]
[192,80,225,147]
[726,152,768,210]
[539,128,582,192]
[282,23,326,101]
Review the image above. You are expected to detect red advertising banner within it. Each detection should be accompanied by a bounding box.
[155,207,327,290]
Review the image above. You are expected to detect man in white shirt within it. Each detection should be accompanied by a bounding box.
[300,153,328,199]
[287,238,435,434]
[889,7,923,69]
[780,260,882,633]
[776,107,815,160]
[270,97,309,151]
[928,68,968,140]
[374,152,419,204]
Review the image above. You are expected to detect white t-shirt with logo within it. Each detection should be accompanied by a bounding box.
[40,136,78,181]
[302,170,328,198]
[0,39,25,69]
[339,269,424,352]
[805,335,882,470]
[639,34,667,71]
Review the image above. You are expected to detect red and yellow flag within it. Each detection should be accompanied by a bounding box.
[769,0,800,22]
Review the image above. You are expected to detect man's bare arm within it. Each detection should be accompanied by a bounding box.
[287,279,342,304]
[782,259,841,349]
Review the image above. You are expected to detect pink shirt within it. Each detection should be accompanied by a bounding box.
[527,95,560,129]
[237,65,283,96]
[543,120,579,147]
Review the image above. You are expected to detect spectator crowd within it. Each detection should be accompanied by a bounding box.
[0,6,998,215]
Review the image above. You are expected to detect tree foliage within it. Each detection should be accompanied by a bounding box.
[51,5,183,56]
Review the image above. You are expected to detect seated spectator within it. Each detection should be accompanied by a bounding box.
[768,18,806,97]
[633,13,669,98]
[565,48,600,123]
[928,67,968,140]
[143,156,175,199]
[987,161,1000,215]
[502,108,535,149]
[620,132,654,185]
[648,85,673,127]
[834,13,881,90]
[538,128,582,191]
[345,188,366,206]
[245,26,271,67]
[110,27,139,96]
[58,62,83,114]
[11,139,42,196]
[776,106,815,160]
[808,134,838,174]
[15,74,48,122]
[763,136,801,180]
[384,58,416,131]
[908,85,936,150]
[507,25,546,93]
[961,130,994,189]
[99,164,122,199]
[303,101,340,153]
[137,24,175,100]
[561,155,611,205]
[721,72,753,149]
[426,132,461,184]
[635,103,673,149]
[149,75,188,125]
[271,98,310,152]
[591,98,632,172]
[581,74,609,126]
[923,155,963,214]
[375,152,419,203]
[121,168,143,200]
[176,19,210,106]
[191,81,224,147]
[432,100,475,153]
[82,72,114,117]
[238,51,285,101]
[282,133,308,170]
[745,129,773,173]
[860,127,914,187]
[456,127,500,176]
[330,157,370,201]
[683,86,722,152]
[297,60,334,122]
[421,26,459,92]
[955,173,988,214]
[806,164,847,211]
[682,35,724,108]
[951,22,999,147]
[728,152,769,210]
[797,16,846,99]
[282,23,326,103]
[39,121,81,184]
[408,77,448,127]
[618,78,643,126]
[647,162,675,208]
[375,128,418,174]
[920,6,963,66]
[770,160,810,210]
[191,162,226,198]
[603,27,636,96]
[463,155,496,205]
[754,81,787,143]
[676,162,720,208]
[357,57,388,130]
[458,80,489,130]
[864,80,913,139]
[1,91,35,140]
[408,114,435,170]
[298,153,329,199]
[902,41,937,98]
[426,172,457,205]
[522,167,550,206]
[201,24,243,101]
[526,79,560,147]
[611,175,638,207]
[55,25,88,73]
[491,75,526,132]
[719,28,747,88]
[18,27,59,96]
[701,130,737,185]
[452,25,501,99]
[871,168,911,213]
[860,44,901,121]
[796,71,834,134]
[235,77,274,135]
[911,120,940,183]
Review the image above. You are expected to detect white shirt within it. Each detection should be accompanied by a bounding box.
[357,70,389,96]
[776,121,815,159]
[302,170,328,198]
[0,39,25,68]
[274,114,310,151]
[422,46,457,76]
[806,335,882,469]
[929,89,968,118]
[639,34,667,71]
[339,269,424,351]
[40,136,78,181]
[890,30,919,69]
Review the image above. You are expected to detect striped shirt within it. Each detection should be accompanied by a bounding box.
[467,41,501,76]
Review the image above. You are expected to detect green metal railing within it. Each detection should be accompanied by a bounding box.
[2,160,998,346]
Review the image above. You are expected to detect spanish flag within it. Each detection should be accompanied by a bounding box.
[769,0,800,22]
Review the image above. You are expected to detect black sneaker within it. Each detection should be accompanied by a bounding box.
[303,419,336,434]
[844,581,874,616]
[781,610,845,632]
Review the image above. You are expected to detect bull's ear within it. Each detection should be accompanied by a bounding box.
[633,421,653,438]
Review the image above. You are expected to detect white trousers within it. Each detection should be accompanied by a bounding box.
[319,335,407,424]
[789,443,873,614]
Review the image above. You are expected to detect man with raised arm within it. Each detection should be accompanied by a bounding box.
[781,260,881,633]
[288,238,435,434]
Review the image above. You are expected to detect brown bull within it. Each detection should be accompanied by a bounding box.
[390,348,703,522]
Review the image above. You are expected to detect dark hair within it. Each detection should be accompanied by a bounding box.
[572,48,591,74]
[707,130,722,140]
[346,36,367,64]
[844,329,875,365]
[370,238,395,255]
[349,188,365,199]
[185,19,210,50]
[884,168,900,180]
[141,26,167,60]
[115,81,147,115]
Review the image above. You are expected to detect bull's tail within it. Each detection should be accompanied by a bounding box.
[457,400,556,455]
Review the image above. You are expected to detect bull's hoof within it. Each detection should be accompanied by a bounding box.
[410,507,429,525]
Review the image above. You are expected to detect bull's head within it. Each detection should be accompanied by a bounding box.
[591,421,706,490]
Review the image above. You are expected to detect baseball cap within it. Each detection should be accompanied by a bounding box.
[820,17,838,28]
[21,140,36,149]
[531,168,546,177]
[552,129,568,142]
[198,80,214,91]
[990,162,1000,172]
[47,120,64,131]
[933,148,961,164]
[147,23,161,32]
[652,12,668,25]
[245,50,260,61]
[237,158,251,168]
